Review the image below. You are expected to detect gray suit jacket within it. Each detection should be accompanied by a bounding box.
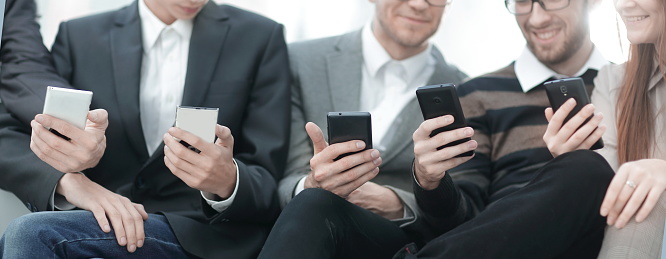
[279,30,468,233]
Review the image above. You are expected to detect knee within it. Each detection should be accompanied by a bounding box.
[4,213,54,244]
[284,188,346,219]
[547,150,614,192]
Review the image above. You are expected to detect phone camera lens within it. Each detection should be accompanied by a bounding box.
[560,86,567,94]
[433,97,442,104]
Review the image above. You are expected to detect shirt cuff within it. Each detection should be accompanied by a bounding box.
[51,172,84,211]
[293,175,307,197]
[202,159,240,213]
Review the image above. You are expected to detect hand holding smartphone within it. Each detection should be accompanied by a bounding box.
[175,106,219,153]
[416,84,474,157]
[544,77,604,150]
[327,112,372,160]
[42,86,93,140]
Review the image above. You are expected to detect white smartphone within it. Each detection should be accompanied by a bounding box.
[175,106,219,153]
[42,86,93,139]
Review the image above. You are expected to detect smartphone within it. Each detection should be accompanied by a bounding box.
[544,77,604,150]
[416,84,474,157]
[175,106,219,153]
[42,86,93,140]
[327,112,372,160]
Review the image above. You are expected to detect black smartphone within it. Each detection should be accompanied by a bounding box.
[327,112,372,160]
[544,77,604,150]
[416,84,474,157]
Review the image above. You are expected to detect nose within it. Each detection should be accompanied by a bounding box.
[527,2,553,27]
[407,0,432,11]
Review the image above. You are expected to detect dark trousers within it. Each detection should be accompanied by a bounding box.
[259,150,614,259]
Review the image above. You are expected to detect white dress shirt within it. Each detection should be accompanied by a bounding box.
[294,24,435,220]
[53,0,238,212]
[514,46,609,93]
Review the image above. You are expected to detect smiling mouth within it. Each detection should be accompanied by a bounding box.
[534,30,559,40]
[626,15,649,22]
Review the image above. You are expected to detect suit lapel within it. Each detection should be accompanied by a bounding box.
[326,31,363,112]
[181,2,229,107]
[110,2,148,161]
[380,47,457,163]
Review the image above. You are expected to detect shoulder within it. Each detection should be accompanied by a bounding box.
[60,5,128,30]
[219,4,280,29]
[594,63,625,94]
[288,33,354,59]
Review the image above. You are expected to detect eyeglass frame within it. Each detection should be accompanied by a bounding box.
[398,0,452,7]
[504,0,572,15]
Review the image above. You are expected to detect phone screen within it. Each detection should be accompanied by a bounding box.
[327,112,372,160]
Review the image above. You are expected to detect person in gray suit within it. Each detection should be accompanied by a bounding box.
[263,0,466,257]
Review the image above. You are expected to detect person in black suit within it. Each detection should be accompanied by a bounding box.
[0,0,290,258]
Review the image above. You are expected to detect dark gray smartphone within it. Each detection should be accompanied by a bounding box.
[416,84,474,157]
[327,112,372,160]
[544,77,604,150]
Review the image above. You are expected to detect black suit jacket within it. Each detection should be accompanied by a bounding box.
[0,1,290,258]
[0,0,73,124]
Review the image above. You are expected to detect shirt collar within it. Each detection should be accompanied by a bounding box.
[361,23,433,83]
[139,0,193,52]
[515,46,608,93]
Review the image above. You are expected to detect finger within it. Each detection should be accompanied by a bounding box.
[167,127,212,155]
[163,144,199,175]
[214,124,234,149]
[86,109,109,130]
[306,122,328,155]
[601,173,628,217]
[102,203,127,246]
[164,155,196,187]
[133,203,149,220]
[326,158,382,191]
[608,182,636,226]
[577,124,606,151]
[122,200,144,253]
[614,183,650,228]
[30,121,74,171]
[163,132,204,166]
[417,152,475,178]
[114,198,137,251]
[635,188,665,223]
[567,112,603,148]
[314,140,367,164]
[546,98,576,133]
[413,115,455,141]
[312,149,378,183]
[560,103,596,138]
[35,114,84,138]
[544,108,554,122]
[90,205,112,233]
[334,167,380,198]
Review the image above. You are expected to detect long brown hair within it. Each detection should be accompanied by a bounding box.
[616,5,666,164]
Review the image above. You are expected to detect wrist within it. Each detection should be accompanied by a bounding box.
[214,159,238,199]
[56,173,86,197]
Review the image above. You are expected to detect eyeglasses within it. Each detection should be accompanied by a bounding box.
[399,0,452,7]
[505,0,571,15]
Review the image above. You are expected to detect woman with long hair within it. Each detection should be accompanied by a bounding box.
[543,0,666,257]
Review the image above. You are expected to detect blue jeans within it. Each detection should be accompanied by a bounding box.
[0,211,190,258]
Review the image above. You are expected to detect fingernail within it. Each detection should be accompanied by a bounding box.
[35,115,44,124]
[91,111,99,121]
[138,239,144,247]
[468,140,477,149]
[607,216,615,225]
[600,208,608,216]
[464,128,473,136]
[373,158,381,165]
[129,245,136,253]
[445,115,453,123]
[356,141,365,149]
[104,224,111,232]
[121,237,127,245]
[371,150,380,159]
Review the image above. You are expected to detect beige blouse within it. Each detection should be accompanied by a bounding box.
[592,62,666,171]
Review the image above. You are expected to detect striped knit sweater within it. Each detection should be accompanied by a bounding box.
[413,63,598,238]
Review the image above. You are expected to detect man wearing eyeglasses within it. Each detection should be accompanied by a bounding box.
[400,0,613,257]
[257,0,467,258]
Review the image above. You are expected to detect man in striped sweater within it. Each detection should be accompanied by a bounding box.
[403,0,617,257]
